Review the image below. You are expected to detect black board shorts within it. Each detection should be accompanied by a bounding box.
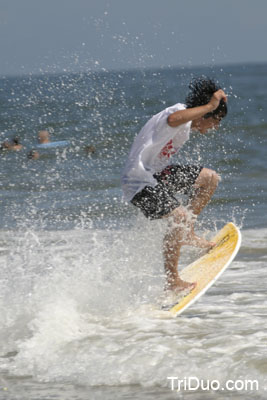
[131,165,203,220]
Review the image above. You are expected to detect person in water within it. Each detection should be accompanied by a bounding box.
[27,149,40,160]
[38,130,50,144]
[0,136,23,151]
[121,77,227,293]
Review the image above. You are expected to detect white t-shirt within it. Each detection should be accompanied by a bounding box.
[121,103,192,201]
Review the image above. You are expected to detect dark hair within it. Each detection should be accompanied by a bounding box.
[12,136,20,145]
[27,149,37,159]
[185,76,227,119]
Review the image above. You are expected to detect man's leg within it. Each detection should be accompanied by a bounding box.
[163,207,196,291]
[163,168,220,292]
[189,167,220,216]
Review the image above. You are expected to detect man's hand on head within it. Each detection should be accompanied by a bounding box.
[208,89,227,111]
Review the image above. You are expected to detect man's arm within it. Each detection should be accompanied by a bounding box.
[167,89,227,127]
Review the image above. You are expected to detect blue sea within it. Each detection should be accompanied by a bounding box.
[0,63,267,399]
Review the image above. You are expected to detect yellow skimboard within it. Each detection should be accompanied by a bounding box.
[165,222,242,317]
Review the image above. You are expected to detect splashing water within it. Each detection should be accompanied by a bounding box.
[1,63,267,399]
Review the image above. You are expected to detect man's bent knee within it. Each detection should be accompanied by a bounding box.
[195,168,220,189]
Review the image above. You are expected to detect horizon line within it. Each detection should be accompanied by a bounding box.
[0,60,266,80]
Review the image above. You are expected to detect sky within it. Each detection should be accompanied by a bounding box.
[0,0,267,76]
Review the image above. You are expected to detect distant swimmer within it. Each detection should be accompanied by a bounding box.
[85,145,96,155]
[27,149,40,160]
[38,130,50,144]
[121,77,227,294]
[0,136,23,151]
[36,130,70,149]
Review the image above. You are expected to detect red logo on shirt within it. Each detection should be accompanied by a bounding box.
[159,139,176,158]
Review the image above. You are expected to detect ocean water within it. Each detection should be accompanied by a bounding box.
[0,63,267,399]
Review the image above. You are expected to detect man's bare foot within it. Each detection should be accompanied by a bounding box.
[190,235,216,249]
[180,228,216,249]
[165,279,197,293]
[170,209,216,250]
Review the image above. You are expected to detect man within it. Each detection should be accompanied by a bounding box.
[121,77,228,293]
